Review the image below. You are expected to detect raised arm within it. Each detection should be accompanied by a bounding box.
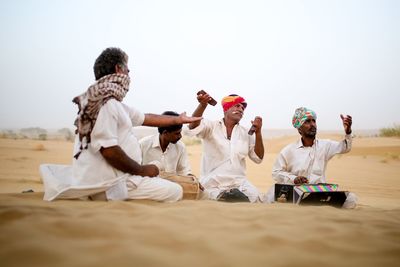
[188,91,213,129]
[252,116,264,159]
[143,112,202,127]
[326,114,353,158]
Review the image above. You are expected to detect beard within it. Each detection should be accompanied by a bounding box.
[304,128,317,138]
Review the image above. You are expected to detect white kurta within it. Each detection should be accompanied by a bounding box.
[264,134,357,208]
[186,119,263,202]
[139,134,192,176]
[272,135,352,184]
[41,99,182,202]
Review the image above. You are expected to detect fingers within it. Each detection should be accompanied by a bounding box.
[340,114,352,134]
[196,90,212,104]
[180,112,202,123]
[294,176,308,185]
[143,164,159,177]
[251,116,262,124]
[340,114,352,123]
[251,116,263,128]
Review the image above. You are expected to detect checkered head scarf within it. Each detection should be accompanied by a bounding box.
[72,73,130,159]
[292,107,317,128]
[221,95,247,112]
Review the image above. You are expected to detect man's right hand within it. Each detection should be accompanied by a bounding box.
[189,90,213,130]
[294,176,308,185]
[140,164,159,177]
[197,90,213,106]
[100,146,159,177]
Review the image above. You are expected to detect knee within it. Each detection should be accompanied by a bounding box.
[165,182,183,202]
[342,192,357,209]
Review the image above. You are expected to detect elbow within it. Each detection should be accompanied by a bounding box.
[100,146,114,160]
[100,146,121,164]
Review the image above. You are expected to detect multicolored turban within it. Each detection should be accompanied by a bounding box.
[221,95,247,112]
[292,107,317,128]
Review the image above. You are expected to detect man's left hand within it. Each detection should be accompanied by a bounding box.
[251,116,263,134]
[340,114,352,135]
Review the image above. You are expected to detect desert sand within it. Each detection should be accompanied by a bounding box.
[0,135,400,267]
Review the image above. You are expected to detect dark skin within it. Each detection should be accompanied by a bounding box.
[189,91,264,159]
[158,129,205,191]
[159,129,182,152]
[293,114,353,185]
[100,64,202,177]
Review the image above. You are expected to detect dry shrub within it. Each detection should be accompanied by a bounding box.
[380,125,400,137]
[33,143,46,151]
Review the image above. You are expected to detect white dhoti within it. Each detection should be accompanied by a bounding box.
[202,175,261,203]
[40,164,182,202]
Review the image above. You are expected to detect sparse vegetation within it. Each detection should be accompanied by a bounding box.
[0,130,18,139]
[57,128,74,141]
[38,133,47,140]
[379,152,400,164]
[0,127,75,141]
[379,124,400,137]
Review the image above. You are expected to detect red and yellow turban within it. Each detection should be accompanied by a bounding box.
[221,95,247,112]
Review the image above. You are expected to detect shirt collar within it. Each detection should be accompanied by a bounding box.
[151,134,162,149]
[218,118,240,127]
[296,138,318,149]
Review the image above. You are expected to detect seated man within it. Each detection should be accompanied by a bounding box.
[139,111,191,176]
[41,47,201,202]
[187,92,264,203]
[264,107,357,208]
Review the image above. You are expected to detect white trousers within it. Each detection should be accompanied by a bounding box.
[40,164,182,202]
[126,177,183,202]
[205,179,261,203]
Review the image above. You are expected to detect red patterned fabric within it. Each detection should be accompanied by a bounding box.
[221,95,247,112]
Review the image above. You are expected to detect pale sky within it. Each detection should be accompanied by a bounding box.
[0,0,399,131]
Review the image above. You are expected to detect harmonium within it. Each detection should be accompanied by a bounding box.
[274,183,347,208]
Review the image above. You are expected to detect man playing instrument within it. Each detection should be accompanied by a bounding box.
[264,107,357,208]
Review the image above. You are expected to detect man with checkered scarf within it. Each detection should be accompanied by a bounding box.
[42,47,201,202]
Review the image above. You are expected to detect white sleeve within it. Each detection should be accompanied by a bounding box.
[90,101,119,151]
[271,151,297,184]
[122,103,145,126]
[248,135,263,164]
[326,134,352,160]
[185,119,212,139]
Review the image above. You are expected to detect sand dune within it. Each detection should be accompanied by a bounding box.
[0,136,399,267]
